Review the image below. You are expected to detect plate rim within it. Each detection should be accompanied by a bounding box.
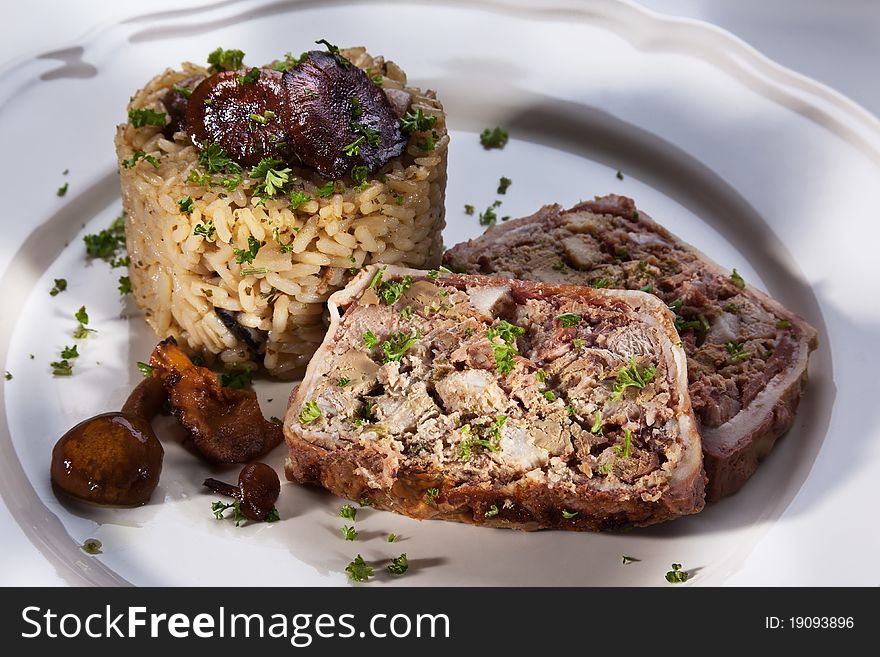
[0,0,873,586]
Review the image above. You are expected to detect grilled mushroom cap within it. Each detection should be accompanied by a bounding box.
[186,68,290,166]
[278,50,407,179]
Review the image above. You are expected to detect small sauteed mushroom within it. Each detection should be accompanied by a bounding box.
[204,462,281,522]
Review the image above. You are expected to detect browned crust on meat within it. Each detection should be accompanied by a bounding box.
[443,195,818,500]
[285,432,705,532]
[285,266,706,530]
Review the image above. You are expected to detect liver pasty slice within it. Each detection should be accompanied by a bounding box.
[284,265,705,530]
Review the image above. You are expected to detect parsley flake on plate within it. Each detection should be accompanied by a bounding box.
[479,126,509,149]
[345,554,373,582]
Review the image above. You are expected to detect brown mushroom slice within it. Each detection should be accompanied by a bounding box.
[162,74,204,139]
[149,338,282,463]
[185,68,290,166]
[51,412,164,506]
[278,51,407,179]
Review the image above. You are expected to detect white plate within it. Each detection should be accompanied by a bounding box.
[2,0,878,586]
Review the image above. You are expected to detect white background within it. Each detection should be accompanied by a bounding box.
[1,0,877,586]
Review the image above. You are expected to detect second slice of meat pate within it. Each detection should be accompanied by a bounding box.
[284,265,705,530]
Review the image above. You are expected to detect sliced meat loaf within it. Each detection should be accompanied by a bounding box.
[284,265,705,530]
[443,195,819,501]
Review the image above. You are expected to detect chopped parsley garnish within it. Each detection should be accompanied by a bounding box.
[212,500,247,526]
[376,275,413,305]
[341,525,358,541]
[591,277,610,289]
[219,368,253,389]
[400,305,414,319]
[543,390,556,401]
[338,377,351,387]
[233,235,262,264]
[776,319,792,330]
[84,215,126,262]
[478,205,498,228]
[249,158,291,197]
[480,126,509,149]
[299,400,321,425]
[622,555,640,565]
[207,47,245,72]
[49,278,67,296]
[363,330,378,349]
[725,341,751,362]
[485,320,525,374]
[315,39,351,69]
[193,221,216,239]
[425,487,440,504]
[118,275,132,295]
[122,150,160,169]
[350,165,369,188]
[556,312,581,328]
[616,170,624,180]
[81,539,102,555]
[56,182,69,197]
[237,67,261,85]
[4,372,11,381]
[271,51,308,72]
[60,345,79,360]
[248,110,275,124]
[491,415,506,443]
[639,283,653,293]
[289,190,312,208]
[387,534,398,543]
[272,227,296,253]
[611,358,656,400]
[51,360,73,376]
[315,180,336,197]
[343,136,365,156]
[666,563,689,583]
[596,463,613,474]
[177,195,194,214]
[172,84,193,98]
[458,424,498,460]
[359,497,373,508]
[535,369,546,383]
[464,204,475,215]
[346,555,373,582]
[128,108,167,128]
[484,504,499,518]
[265,507,280,522]
[367,266,386,289]
[561,509,579,519]
[137,361,153,377]
[614,428,632,459]
[573,338,586,349]
[339,504,357,521]
[381,329,420,363]
[497,176,512,194]
[198,143,237,173]
[75,306,89,325]
[387,553,409,575]
[416,135,435,151]
[590,411,604,435]
[400,108,437,133]
[426,270,440,281]
[730,268,746,289]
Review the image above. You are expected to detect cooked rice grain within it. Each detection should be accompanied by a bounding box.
[115,48,447,377]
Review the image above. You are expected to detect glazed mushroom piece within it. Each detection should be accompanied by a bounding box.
[50,377,167,506]
[186,68,291,166]
[204,462,281,522]
[149,337,283,464]
[278,50,408,178]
